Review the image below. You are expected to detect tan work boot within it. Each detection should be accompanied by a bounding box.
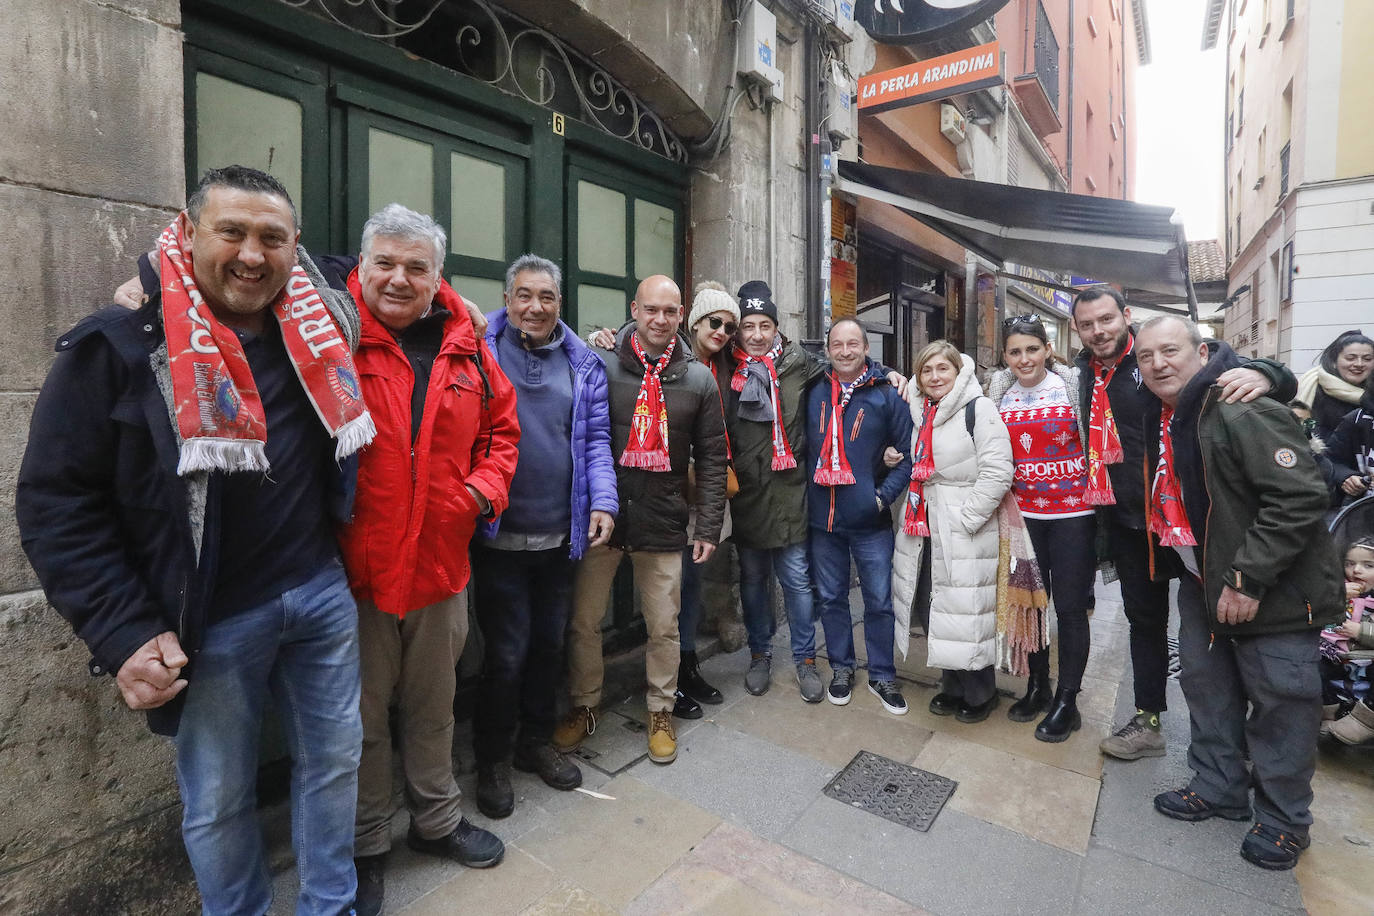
[552,705,596,753]
[647,709,677,764]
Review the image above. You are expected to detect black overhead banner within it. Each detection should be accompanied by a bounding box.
[856,0,1012,43]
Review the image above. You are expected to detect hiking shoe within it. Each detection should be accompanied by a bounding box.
[1240,822,1310,870]
[552,705,596,753]
[475,760,514,819]
[648,710,677,764]
[745,653,772,696]
[353,853,386,916]
[796,660,824,703]
[406,819,504,869]
[1153,788,1250,823]
[928,692,959,716]
[1100,711,1166,760]
[955,692,998,723]
[827,667,854,706]
[868,680,909,716]
[513,743,582,791]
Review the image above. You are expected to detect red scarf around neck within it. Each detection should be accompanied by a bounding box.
[903,397,940,536]
[1149,405,1197,547]
[1085,334,1133,505]
[159,220,374,476]
[730,339,796,471]
[813,366,872,485]
[620,332,675,471]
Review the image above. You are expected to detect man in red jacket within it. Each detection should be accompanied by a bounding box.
[337,204,520,916]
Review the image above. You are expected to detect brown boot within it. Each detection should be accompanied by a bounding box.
[552,705,596,753]
[647,709,677,764]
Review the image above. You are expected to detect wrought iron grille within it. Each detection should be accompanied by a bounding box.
[1034,2,1060,114]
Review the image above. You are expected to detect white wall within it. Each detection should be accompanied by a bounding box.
[1287,175,1374,370]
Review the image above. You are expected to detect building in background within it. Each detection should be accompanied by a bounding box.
[1206,0,1374,368]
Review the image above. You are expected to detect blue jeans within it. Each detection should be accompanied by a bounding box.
[810,526,897,682]
[739,542,817,663]
[174,561,362,916]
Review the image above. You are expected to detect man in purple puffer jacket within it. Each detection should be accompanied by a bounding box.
[471,254,619,818]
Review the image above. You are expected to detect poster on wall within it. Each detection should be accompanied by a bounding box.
[831,193,858,320]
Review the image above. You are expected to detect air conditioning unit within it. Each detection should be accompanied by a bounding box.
[940,103,967,145]
[737,1,778,84]
[810,0,857,42]
[825,60,856,140]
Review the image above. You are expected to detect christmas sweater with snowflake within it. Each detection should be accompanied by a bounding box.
[997,373,1093,519]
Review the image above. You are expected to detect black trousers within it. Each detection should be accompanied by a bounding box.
[1025,515,1096,692]
[1107,522,1173,713]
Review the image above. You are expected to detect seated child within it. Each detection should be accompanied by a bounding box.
[1326,535,1374,745]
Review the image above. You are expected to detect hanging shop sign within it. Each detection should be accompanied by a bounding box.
[857,41,1002,114]
[1006,263,1073,315]
[856,0,1012,44]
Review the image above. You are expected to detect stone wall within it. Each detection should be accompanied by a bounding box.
[0,1,196,912]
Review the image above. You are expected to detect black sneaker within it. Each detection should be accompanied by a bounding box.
[1240,822,1309,870]
[475,761,514,819]
[868,680,909,715]
[827,667,854,706]
[352,853,386,916]
[406,819,505,868]
[513,743,583,791]
[1152,788,1250,823]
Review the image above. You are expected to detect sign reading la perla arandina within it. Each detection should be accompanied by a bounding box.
[856,0,1012,43]
[857,41,1001,114]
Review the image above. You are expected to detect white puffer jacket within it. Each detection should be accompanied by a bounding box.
[892,354,1014,667]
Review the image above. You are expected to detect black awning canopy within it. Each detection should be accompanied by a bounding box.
[837,160,1196,309]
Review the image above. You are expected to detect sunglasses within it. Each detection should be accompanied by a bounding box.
[1003,313,1043,329]
[706,316,738,334]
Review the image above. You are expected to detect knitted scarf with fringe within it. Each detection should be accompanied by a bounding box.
[994,491,1050,676]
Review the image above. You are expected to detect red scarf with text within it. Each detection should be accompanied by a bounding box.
[1085,335,1133,504]
[158,220,374,476]
[731,339,796,471]
[1149,405,1197,547]
[620,332,675,471]
[903,397,940,536]
[814,366,873,485]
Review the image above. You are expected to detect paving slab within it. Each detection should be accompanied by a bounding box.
[786,792,1082,915]
[629,721,837,842]
[1073,844,1306,915]
[913,731,1100,855]
[1295,745,1374,916]
[513,774,720,910]
[399,847,557,915]
[625,821,926,915]
[520,882,620,915]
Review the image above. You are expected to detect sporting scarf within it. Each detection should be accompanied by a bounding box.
[158,220,374,476]
[1085,334,1133,505]
[903,397,940,536]
[1149,405,1197,547]
[620,332,676,471]
[813,363,875,486]
[731,338,796,471]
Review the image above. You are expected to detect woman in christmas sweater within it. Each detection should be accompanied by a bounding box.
[986,315,1097,742]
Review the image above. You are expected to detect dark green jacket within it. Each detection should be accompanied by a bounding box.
[1145,343,1343,637]
[719,340,824,550]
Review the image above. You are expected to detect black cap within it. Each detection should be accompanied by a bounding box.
[737,279,778,324]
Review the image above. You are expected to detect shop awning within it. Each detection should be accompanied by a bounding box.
[837,160,1197,308]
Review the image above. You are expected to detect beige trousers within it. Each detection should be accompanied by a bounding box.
[568,545,682,713]
[354,592,468,856]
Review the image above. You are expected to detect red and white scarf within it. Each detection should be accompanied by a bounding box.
[1085,335,1133,505]
[158,220,374,476]
[1149,405,1197,547]
[813,365,873,485]
[620,332,675,471]
[903,397,940,536]
[731,339,796,471]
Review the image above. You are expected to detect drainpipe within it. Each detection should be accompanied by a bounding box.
[1066,0,1075,189]
[1120,0,1128,197]
[804,20,821,339]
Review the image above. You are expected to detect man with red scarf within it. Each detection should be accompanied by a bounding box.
[1135,316,1340,871]
[329,204,520,915]
[1070,287,1294,761]
[554,275,728,765]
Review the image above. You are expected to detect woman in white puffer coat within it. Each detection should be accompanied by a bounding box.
[892,341,1014,723]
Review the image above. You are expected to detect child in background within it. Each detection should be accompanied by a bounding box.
[1326,536,1374,745]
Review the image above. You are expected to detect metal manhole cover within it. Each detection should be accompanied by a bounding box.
[823,750,957,832]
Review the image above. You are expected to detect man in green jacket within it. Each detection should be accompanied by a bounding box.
[1136,316,1343,872]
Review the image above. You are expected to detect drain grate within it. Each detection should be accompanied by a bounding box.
[823,750,957,833]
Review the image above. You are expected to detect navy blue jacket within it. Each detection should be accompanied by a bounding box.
[804,359,914,533]
[16,263,356,736]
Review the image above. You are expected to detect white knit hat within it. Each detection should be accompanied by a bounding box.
[687,281,740,330]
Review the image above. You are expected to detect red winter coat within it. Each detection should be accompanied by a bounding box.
[338,273,520,616]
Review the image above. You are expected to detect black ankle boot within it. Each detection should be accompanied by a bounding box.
[1034,686,1082,743]
[1007,670,1052,722]
[679,650,723,705]
[673,689,703,719]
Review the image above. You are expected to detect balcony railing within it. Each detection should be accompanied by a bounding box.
[1034,1,1060,113]
[1279,141,1290,195]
